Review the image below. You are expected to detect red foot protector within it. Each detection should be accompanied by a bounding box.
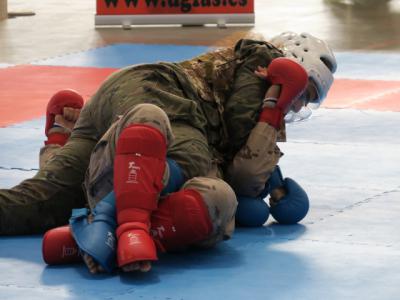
[116,222,157,265]
[114,124,167,267]
[151,189,213,252]
[42,225,81,265]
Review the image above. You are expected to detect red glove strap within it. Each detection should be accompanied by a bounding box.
[45,132,70,146]
[258,107,284,130]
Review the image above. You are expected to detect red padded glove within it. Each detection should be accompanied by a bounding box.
[45,89,84,136]
[259,58,308,129]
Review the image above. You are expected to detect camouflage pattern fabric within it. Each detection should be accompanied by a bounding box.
[0,39,285,235]
[0,136,96,234]
[226,122,283,197]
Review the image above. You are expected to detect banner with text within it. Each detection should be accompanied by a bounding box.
[97,0,254,15]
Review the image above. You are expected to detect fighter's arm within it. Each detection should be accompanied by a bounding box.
[226,55,308,198]
[225,84,282,197]
[223,39,283,155]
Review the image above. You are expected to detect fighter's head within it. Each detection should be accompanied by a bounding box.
[270,32,337,109]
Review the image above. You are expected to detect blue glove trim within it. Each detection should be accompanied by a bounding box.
[267,165,284,193]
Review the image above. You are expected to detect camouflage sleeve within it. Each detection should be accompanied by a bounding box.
[224,39,283,157]
[223,40,283,197]
[225,122,282,197]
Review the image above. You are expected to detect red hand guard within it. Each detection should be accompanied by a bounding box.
[259,58,308,129]
[44,131,70,146]
[45,89,84,136]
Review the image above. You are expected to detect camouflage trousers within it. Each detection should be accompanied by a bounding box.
[0,103,237,244]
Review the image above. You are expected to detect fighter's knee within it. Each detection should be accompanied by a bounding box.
[183,177,237,208]
[119,103,174,145]
[151,188,213,251]
[129,103,167,120]
[182,177,238,247]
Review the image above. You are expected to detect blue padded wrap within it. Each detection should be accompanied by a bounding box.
[161,158,185,195]
[70,191,117,273]
[270,178,309,224]
[235,196,270,227]
[267,165,285,193]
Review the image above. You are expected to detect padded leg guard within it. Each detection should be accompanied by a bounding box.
[69,191,117,272]
[42,225,81,265]
[151,189,213,252]
[114,124,167,267]
[43,192,117,270]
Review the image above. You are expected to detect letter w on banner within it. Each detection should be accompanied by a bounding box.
[95,0,255,27]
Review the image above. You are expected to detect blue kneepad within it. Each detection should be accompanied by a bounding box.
[235,196,270,227]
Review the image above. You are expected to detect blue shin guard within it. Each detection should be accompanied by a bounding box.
[70,191,117,273]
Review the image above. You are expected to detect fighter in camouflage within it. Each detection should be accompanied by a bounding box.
[0,32,336,274]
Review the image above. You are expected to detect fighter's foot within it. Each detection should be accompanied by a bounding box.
[82,252,105,274]
[122,261,152,273]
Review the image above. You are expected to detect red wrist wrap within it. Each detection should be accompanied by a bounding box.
[258,108,284,130]
[45,132,70,146]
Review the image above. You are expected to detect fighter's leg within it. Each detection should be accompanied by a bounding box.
[0,137,96,235]
[44,177,237,271]
[71,106,213,273]
[167,122,213,180]
[180,177,238,248]
[77,104,174,273]
[0,91,93,235]
[151,176,237,252]
[114,119,216,264]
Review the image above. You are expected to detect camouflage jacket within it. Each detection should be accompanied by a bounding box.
[178,39,285,163]
[74,39,285,167]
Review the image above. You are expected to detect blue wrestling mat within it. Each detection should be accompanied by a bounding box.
[33,44,212,68]
[1,44,400,300]
[334,52,400,80]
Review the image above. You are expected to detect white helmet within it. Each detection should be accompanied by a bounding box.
[270,32,337,108]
